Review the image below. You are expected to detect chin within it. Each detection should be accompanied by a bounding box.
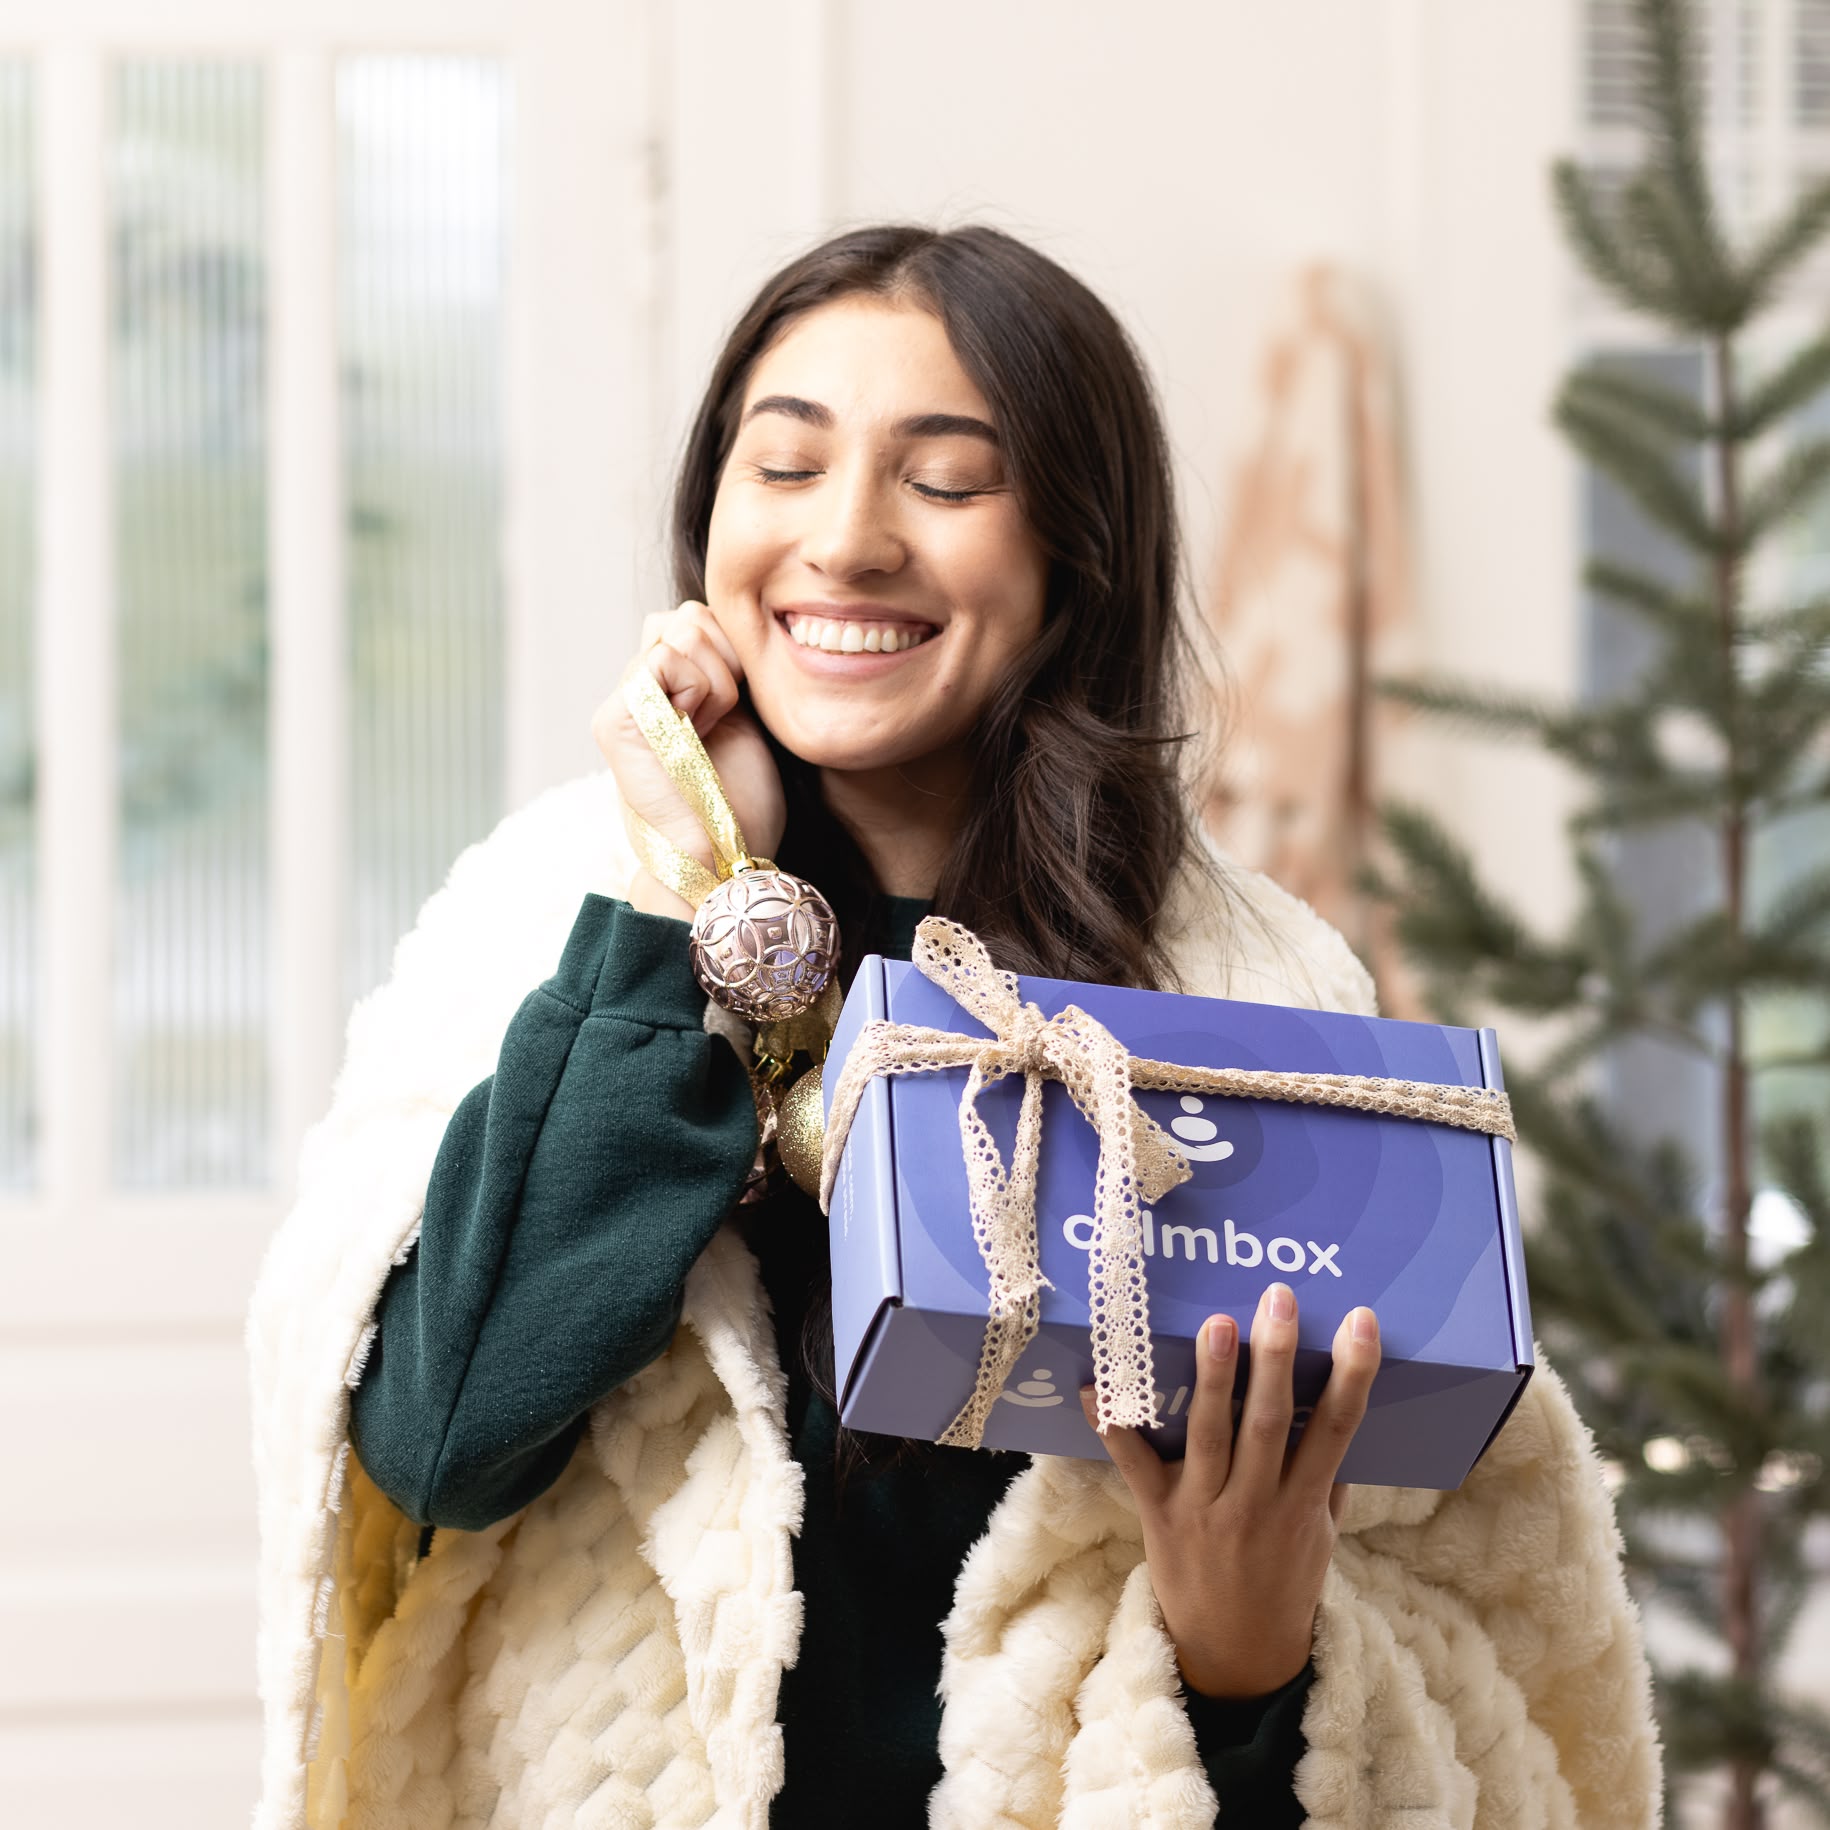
[773,730,918,773]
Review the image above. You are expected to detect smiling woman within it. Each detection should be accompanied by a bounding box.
[251,224,1660,1830]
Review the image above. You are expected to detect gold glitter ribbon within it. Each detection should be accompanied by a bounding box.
[819,916,1517,1447]
[617,656,838,1070]
[619,659,756,907]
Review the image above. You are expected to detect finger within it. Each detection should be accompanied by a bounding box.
[1079,1386,1170,1511]
[1232,1282,1299,1506]
[1289,1307,1381,1500]
[653,619,742,734]
[666,600,744,680]
[1328,1482,1353,1525]
[644,639,714,723]
[1183,1313,1240,1502]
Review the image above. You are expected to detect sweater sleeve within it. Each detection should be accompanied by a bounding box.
[348,892,760,1531]
[1184,1660,1314,1823]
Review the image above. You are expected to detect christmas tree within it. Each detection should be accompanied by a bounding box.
[1369,2,1830,1824]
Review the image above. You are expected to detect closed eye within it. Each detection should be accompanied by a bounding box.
[752,464,987,503]
[911,481,986,502]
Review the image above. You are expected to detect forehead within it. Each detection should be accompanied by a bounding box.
[740,296,992,425]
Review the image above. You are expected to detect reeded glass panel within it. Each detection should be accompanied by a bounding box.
[113,64,268,1187]
[1799,0,1830,126]
[0,64,35,1190]
[340,57,508,1007]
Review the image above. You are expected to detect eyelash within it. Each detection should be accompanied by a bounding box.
[752,465,984,502]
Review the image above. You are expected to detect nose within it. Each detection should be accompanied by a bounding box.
[797,465,906,580]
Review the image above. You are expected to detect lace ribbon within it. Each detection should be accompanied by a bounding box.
[819,916,1517,1447]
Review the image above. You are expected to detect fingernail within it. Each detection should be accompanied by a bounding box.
[1352,1307,1379,1345]
[1267,1283,1295,1322]
[1206,1315,1237,1360]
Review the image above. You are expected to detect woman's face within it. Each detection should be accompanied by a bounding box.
[704,295,1050,776]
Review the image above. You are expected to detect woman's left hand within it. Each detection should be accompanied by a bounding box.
[1080,1284,1381,1699]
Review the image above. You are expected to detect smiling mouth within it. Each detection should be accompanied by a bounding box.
[779,611,939,655]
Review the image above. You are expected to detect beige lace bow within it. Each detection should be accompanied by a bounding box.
[819,916,1517,1448]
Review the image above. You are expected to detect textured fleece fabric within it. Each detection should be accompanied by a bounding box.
[348,890,1312,1823]
[247,767,1664,1830]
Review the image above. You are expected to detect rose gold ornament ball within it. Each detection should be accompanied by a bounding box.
[688,867,840,1022]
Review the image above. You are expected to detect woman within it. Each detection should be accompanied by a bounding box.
[249,224,1661,1829]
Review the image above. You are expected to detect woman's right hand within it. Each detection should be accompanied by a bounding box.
[592,601,787,913]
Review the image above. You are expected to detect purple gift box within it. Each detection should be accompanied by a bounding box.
[823,954,1534,1490]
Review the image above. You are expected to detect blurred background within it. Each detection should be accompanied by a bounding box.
[3,0,1827,1823]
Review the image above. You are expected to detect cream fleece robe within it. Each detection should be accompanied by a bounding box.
[247,768,1663,1829]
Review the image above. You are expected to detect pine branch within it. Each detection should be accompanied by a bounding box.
[1741,438,1830,547]
[1636,889,1830,1010]
[1769,1695,1830,1805]
[1766,1113,1829,1235]
[1743,670,1830,803]
[1738,174,1830,314]
[1748,593,1830,644]
[1661,1667,1782,1770]
[1769,1758,1830,1816]
[1759,866,1830,951]
[1585,557,1712,632]
[1631,0,1738,325]
[1376,674,1562,740]
[1734,331,1830,440]
[1552,159,1683,319]
[1555,383,1720,553]
[1565,361,1713,442]
[1570,772,1729,832]
[1371,803,1591,1009]
[1624,169,1742,333]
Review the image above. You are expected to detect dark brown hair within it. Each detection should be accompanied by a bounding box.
[670,222,1218,996]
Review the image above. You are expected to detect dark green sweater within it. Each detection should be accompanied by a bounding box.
[349,891,1314,1824]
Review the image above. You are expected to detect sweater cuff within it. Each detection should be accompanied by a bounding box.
[547,893,711,1031]
[1182,1657,1315,1753]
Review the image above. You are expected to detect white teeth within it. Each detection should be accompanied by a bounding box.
[783,614,932,654]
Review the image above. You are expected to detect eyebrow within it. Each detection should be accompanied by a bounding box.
[741,394,1001,446]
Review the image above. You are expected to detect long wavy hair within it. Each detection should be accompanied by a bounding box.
[670,222,1220,997]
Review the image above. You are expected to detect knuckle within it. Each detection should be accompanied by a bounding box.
[1315,1402,1360,1446]
[1245,1408,1291,1451]
[1188,1422,1232,1462]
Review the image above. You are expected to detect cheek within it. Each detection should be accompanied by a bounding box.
[953,516,1048,648]
[704,484,779,593]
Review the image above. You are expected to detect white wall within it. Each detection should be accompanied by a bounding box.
[648,0,1585,939]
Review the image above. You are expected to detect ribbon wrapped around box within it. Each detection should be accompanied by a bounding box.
[816,917,1533,1490]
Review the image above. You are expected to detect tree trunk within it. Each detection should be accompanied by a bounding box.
[1710,334,1763,1830]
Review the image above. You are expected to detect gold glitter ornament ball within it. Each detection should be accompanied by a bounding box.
[689,867,839,1022]
[777,1064,826,1199]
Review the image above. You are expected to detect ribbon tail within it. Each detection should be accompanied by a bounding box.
[939,1064,1048,1449]
[1085,1080,1162,1435]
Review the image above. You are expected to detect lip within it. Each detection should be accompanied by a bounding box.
[772,601,942,631]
